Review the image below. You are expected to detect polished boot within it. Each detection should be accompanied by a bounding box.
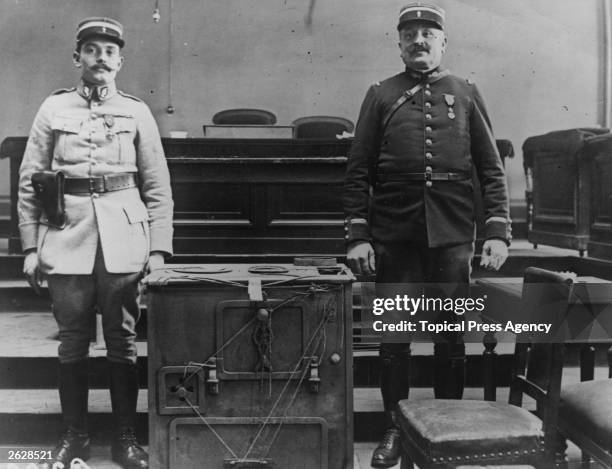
[371,414,402,468]
[109,362,148,469]
[371,350,410,468]
[112,427,149,469]
[433,343,466,399]
[40,361,91,468]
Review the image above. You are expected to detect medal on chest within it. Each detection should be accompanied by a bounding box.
[104,114,116,140]
[443,94,456,120]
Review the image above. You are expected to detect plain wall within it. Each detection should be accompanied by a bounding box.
[0,0,604,219]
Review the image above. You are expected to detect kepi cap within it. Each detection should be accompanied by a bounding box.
[397,2,445,31]
[76,17,125,48]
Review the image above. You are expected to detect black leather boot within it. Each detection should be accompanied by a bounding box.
[371,347,410,468]
[40,361,90,468]
[109,362,148,469]
[449,355,466,399]
[433,342,466,399]
[112,427,149,469]
[371,415,402,468]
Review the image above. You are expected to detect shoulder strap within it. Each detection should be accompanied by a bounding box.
[50,87,76,96]
[380,82,423,133]
[117,90,143,102]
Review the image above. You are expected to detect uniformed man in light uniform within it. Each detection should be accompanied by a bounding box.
[18,17,173,469]
[343,3,510,467]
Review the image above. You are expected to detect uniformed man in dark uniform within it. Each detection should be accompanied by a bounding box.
[19,17,174,469]
[343,3,510,467]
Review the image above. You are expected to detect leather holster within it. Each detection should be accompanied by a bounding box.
[32,170,66,228]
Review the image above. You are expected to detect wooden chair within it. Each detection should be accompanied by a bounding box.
[291,115,354,139]
[396,267,572,468]
[212,108,277,125]
[558,377,612,467]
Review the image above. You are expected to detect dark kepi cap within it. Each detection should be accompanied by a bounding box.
[76,17,125,48]
[397,2,446,31]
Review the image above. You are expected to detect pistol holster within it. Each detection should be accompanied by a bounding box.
[32,170,66,228]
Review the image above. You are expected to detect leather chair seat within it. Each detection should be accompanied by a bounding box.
[560,378,612,449]
[397,399,546,463]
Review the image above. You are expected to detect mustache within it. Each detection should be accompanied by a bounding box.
[410,44,429,53]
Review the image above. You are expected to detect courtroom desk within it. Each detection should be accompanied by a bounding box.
[584,134,612,259]
[475,276,612,401]
[163,138,351,257]
[0,136,352,257]
[1,137,26,254]
[523,128,610,256]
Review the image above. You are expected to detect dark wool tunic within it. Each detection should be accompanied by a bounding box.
[344,69,510,247]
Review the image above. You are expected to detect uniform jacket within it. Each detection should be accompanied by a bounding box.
[18,82,174,274]
[343,69,510,247]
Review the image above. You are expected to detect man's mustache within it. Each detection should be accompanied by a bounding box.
[410,44,429,53]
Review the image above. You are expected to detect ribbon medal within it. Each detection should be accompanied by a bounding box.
[444,94,456,119]
[104,114,116,140]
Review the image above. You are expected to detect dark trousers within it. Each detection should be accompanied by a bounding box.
[47,243,141,364]
[374,242,473,417]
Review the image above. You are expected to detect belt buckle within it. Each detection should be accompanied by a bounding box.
[88,177,105,193]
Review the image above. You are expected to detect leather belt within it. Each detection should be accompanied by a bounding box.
[64,173,138,194]
[377,172,469,183]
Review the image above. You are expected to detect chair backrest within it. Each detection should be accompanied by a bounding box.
[212,108,277,125]
[292,115,354,139]
[509,267,573,446]
[495,139,514,161]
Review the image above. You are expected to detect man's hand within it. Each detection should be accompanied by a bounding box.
[480,239,508,271]
[23,251,42,295]
[347,241,376,276]
[145,252,165,275]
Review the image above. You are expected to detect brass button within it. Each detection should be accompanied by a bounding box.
[425,102,432,108]
[424,90,432,96]
[425,181,433,188]
[425,166,432,171]
[425,126,432,133]
[344,235,349,240]
[425,139,432,146]
[344,226,349,232]
[425,83,431,89]
[425,152,433,159]
[90,144,97,150]
[92,192,100,198]
[425,114,432,120]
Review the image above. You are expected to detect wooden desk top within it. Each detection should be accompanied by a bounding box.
[476,276,612,301]
[476,277,612,343]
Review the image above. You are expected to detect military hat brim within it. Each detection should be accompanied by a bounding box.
[397,4,445,31]
[76,18,125,48]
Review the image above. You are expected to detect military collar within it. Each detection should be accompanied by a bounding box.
[77,80,117,102]
[405,67,449,84]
